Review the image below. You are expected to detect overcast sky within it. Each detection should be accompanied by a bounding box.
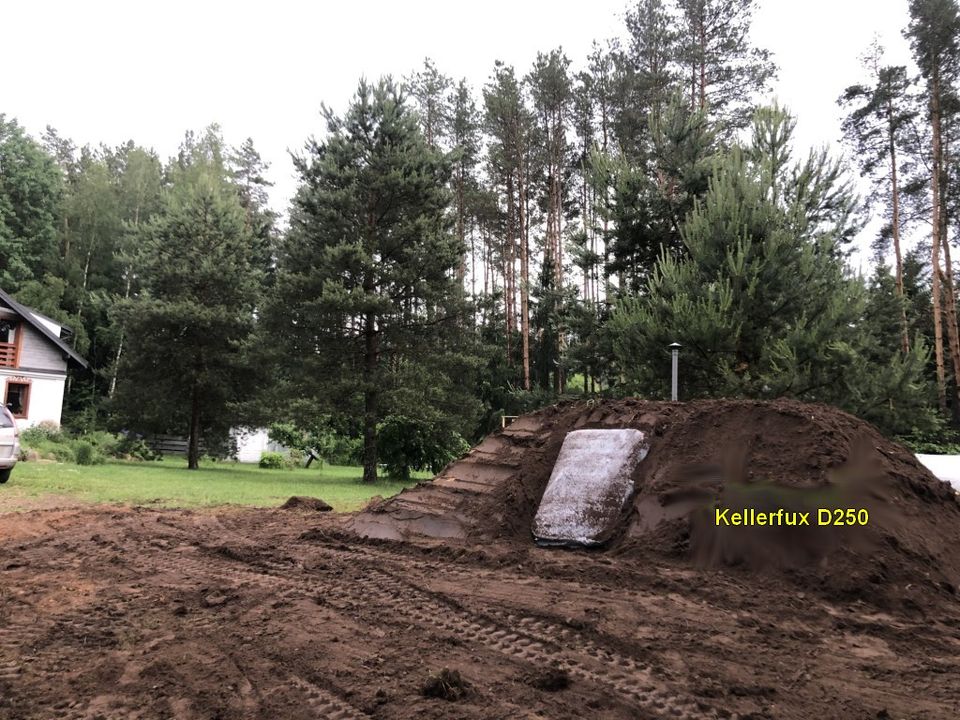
[3,0,916,261]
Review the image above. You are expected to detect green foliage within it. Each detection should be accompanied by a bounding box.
[258,451,290,470]
[0,116,63,290]
[72,440,105,466]
[267,420,360,466]
[21,422,66,446]
[674,0,777,133]
[20,426,158,464]
[898,427,960,454]
[112,145,266,469]
[266,422,309,452]
[287,447,305,467]
[600,95,717,291]
[268,77,483,483]
[610,105,937,436]
[377,415,470,481]
[114,435,161,461]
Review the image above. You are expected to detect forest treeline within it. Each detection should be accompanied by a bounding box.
[1,0,959,478]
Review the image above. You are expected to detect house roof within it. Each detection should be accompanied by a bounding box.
[0,289,88,370]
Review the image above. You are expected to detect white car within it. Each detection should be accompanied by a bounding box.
[0,406,19,483]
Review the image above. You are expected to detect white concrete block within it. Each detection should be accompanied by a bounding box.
[533,428,648,547]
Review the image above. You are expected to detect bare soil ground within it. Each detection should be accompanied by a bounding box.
[2,400,959,719]
[0,502,957,720]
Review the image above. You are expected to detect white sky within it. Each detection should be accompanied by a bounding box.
[3,0,917,261]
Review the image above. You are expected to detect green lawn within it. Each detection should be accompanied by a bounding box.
[0,457,426,511]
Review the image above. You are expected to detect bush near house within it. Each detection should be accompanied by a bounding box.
[20,425,158,464]
[258,451,289,470]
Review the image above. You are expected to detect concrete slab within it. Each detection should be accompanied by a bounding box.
[533,429,648,547]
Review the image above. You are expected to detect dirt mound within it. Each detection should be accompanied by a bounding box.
[280,496,333,512]
[351,398,960,607]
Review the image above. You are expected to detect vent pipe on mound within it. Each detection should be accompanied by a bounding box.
[668,342,681,401]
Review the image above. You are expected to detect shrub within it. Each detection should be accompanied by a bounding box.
[21,422,66,446]
[898,427,960,455]
[33,441,75,463]
[325,435,363,466]
[288,447,305,467]
[259,451,289,470]
[82,431,120,456]
[114,435,161,461]
[73,440,105,466]
[268,421,360,466]
[378,415,470,481]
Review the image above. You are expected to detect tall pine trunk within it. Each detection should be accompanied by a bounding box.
[505,175,515,367]
[931,67,958,413]
[456,163,466,283]
[519,158,531,391]
[885,87,909,354]
[931,169,947,412]
[188,381,201,470]
[362,311,379,484]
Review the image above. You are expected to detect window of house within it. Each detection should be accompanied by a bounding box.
[0,320,18,368]
[5,382,30,418]
[0,321,15,343]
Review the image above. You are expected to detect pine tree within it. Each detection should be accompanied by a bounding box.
[602,94,716,291]
[620,0,677,154]
[448,79,481,287]
[906,0,960,415]
[484,62,526,383]
[114,156,262,469]
[674,0,776,133]
[271,79,478,483]
[405,59,452,149]
[839,40,916,353]
[528,49,574,392]
[606,106,934,432]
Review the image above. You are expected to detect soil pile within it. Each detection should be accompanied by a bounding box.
[280,496,333,512]
[351,398,960,606]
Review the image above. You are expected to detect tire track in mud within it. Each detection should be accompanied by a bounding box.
[289,676,371,720]
[290,542,719,718]
[0,586,151,720]
[143,544,717,720]
[123,551,373,719]
[347,567,714,720]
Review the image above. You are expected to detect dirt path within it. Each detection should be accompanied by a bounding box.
[1,505,958,720]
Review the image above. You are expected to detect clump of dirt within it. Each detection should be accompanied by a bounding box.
[355,398,960,608]
[420,668,470,700]
[281,496,333,512]
[523,665,571,691]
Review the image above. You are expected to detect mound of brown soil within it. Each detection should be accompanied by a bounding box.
[351,398,960,607]
[280,496,333,512]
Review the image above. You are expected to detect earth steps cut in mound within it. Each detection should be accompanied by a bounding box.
[532,429,648,547]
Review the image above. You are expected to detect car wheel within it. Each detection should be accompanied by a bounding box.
[0,468,10,484]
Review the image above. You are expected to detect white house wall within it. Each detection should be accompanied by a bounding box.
[232,428,287,463]
[0,371,66,427]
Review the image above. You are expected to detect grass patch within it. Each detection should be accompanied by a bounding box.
[1,456,426,511]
